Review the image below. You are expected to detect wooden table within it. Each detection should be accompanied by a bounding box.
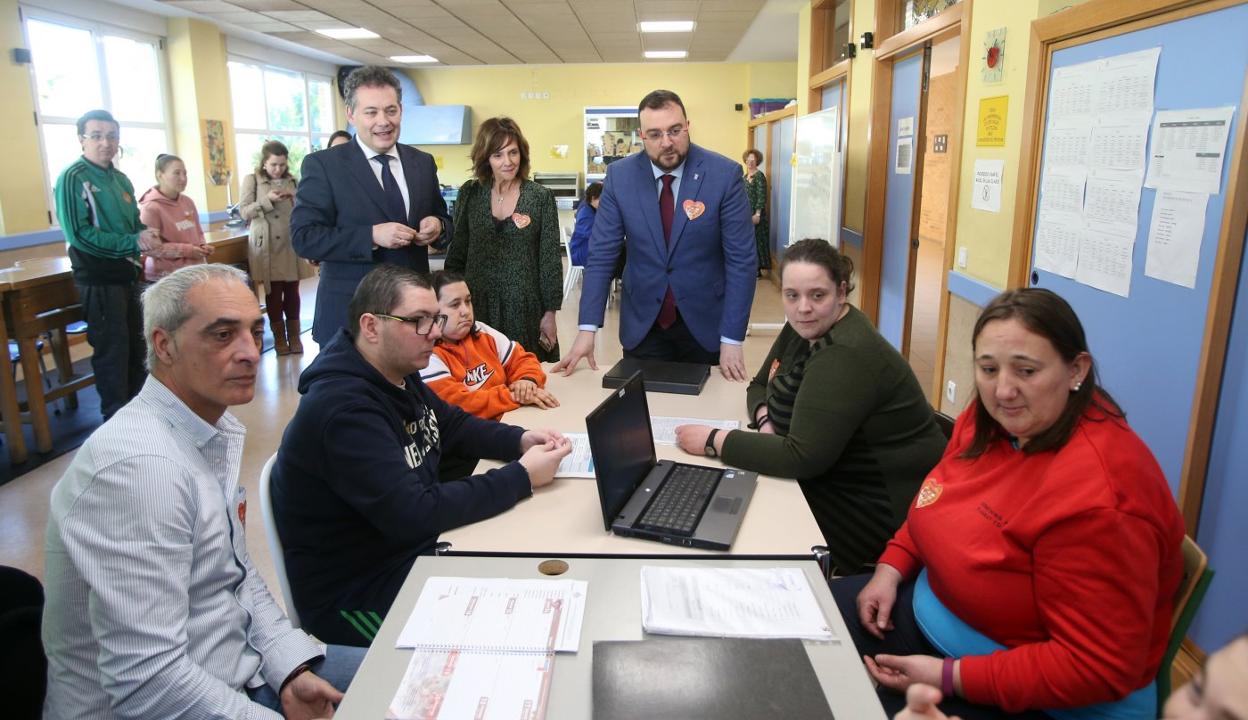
[335,555,887,720]
[442,369,825,558]
[0,227,248,465]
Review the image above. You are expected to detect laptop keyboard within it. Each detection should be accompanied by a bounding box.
[636,465,722,536]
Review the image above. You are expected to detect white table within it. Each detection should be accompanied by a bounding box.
[334,555,887,720]
[442,367,824,558]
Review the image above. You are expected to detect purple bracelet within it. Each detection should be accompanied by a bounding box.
[941,656,956,698]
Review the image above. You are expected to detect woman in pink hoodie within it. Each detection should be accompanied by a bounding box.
[137,154,213,281]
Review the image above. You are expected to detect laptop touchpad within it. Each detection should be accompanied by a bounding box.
[712,496,743,514]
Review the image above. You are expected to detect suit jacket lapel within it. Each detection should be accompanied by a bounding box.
[632,153,668,261]
[345,144,392,220]
[668,146,705,256]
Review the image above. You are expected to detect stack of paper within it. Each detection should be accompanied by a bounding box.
[639,566,835,641]
[386,577,588,720]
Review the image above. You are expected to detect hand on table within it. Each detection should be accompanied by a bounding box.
[718,343,748,381]
[552,330,597,375]
[674,424,714,456]
[518,434,571,488]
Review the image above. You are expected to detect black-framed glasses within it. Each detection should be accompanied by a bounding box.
[372,312,448,335]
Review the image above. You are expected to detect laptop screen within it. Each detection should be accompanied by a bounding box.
[585,372,658,531]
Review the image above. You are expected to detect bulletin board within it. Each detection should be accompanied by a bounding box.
[1010,0,1248,506]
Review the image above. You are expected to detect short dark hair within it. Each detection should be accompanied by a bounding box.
[964,287,1122,458]
[256,141,291,179]
[584,182,604,205]
[779,238,855,293]
[327,130,353,148]
[76,109,118,137]
[347,264,432,337]
[743,148,763,165]
[342,66,402,110]
[638,89,687,119]
[470,116,531,185]
[429,270,465,299]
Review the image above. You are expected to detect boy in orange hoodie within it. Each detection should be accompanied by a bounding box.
[421,271,559,420]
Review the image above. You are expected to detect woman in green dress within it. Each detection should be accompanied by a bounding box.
[445,117,563,362]
[743,148,770,274]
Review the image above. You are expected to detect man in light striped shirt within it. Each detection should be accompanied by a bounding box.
[42,264,361,719]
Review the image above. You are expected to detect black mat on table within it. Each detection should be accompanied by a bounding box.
[0,318,314,484]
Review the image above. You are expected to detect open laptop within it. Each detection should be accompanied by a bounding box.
[586,372,757,550]
[602,357,710,396]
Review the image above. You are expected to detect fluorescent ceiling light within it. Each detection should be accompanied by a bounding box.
[644,50,688,59]
[639,20,695,33]
[316,27,379,39]
[390,55,438,63]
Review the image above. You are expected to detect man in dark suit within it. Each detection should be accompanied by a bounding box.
[554,89,757,381]
[291,65,451,345]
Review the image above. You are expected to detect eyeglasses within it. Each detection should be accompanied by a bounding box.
[372,312,448,335]
[642,125,688,143]
[81,133,119,143]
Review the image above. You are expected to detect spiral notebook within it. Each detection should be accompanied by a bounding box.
[386,577,585,720]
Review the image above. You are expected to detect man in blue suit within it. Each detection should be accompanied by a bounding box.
[291,65,451,345]
[554,89,756,380]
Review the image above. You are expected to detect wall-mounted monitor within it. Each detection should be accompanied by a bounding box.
[403,105,472,145]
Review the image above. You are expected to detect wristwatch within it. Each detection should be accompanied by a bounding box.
[704,428,720,458]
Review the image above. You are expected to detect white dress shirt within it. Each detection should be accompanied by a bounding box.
[42,377,322,720]
[356,134,411,217]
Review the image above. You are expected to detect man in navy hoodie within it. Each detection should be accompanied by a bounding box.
[272,264,570,646]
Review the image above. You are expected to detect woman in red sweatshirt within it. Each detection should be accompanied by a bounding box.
[832,288,1184,720]
[420,270,558,421]
[137,154,212,280]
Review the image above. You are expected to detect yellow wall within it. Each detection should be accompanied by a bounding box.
[951,0,1042,287]
[0,0,52,234]
[166,18,235,212]
[843,0,877,233]
[407,62,791,187]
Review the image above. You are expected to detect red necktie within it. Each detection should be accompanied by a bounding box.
[657,174,677,329]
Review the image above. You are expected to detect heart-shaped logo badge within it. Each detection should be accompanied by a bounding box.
[683,199,705,221]
[914,477,943,508]
[512,212,531,229]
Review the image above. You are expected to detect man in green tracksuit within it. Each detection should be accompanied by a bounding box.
[54,109,159,419]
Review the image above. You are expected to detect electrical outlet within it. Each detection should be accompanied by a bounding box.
[945,380,957,403]
[956,246,968,268]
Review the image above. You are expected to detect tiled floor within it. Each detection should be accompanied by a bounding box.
[0,270,789,610]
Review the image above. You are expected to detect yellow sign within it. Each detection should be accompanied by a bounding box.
[977,95,1008,147]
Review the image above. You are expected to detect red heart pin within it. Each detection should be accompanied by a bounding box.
[512,213,531,229]
[682,200,705,221]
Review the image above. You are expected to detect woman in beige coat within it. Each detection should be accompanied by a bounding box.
[240,140,313,354]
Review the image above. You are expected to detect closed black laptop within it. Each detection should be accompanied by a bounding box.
[602,357,710,396]
[586,372,756,550]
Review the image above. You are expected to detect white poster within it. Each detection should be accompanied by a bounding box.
[1144,106,1235,194]
[971,159,1005,213]
[1075,226,1136,298]
[1145,190,1209,289]
[895,136,913,175]
[897,116,915,137]
[1033,211,1082,278]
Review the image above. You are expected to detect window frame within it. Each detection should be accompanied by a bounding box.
[227,55,336,181]
[21,5,173,226]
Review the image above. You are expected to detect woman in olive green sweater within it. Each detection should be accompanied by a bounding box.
[676,239,946,573]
